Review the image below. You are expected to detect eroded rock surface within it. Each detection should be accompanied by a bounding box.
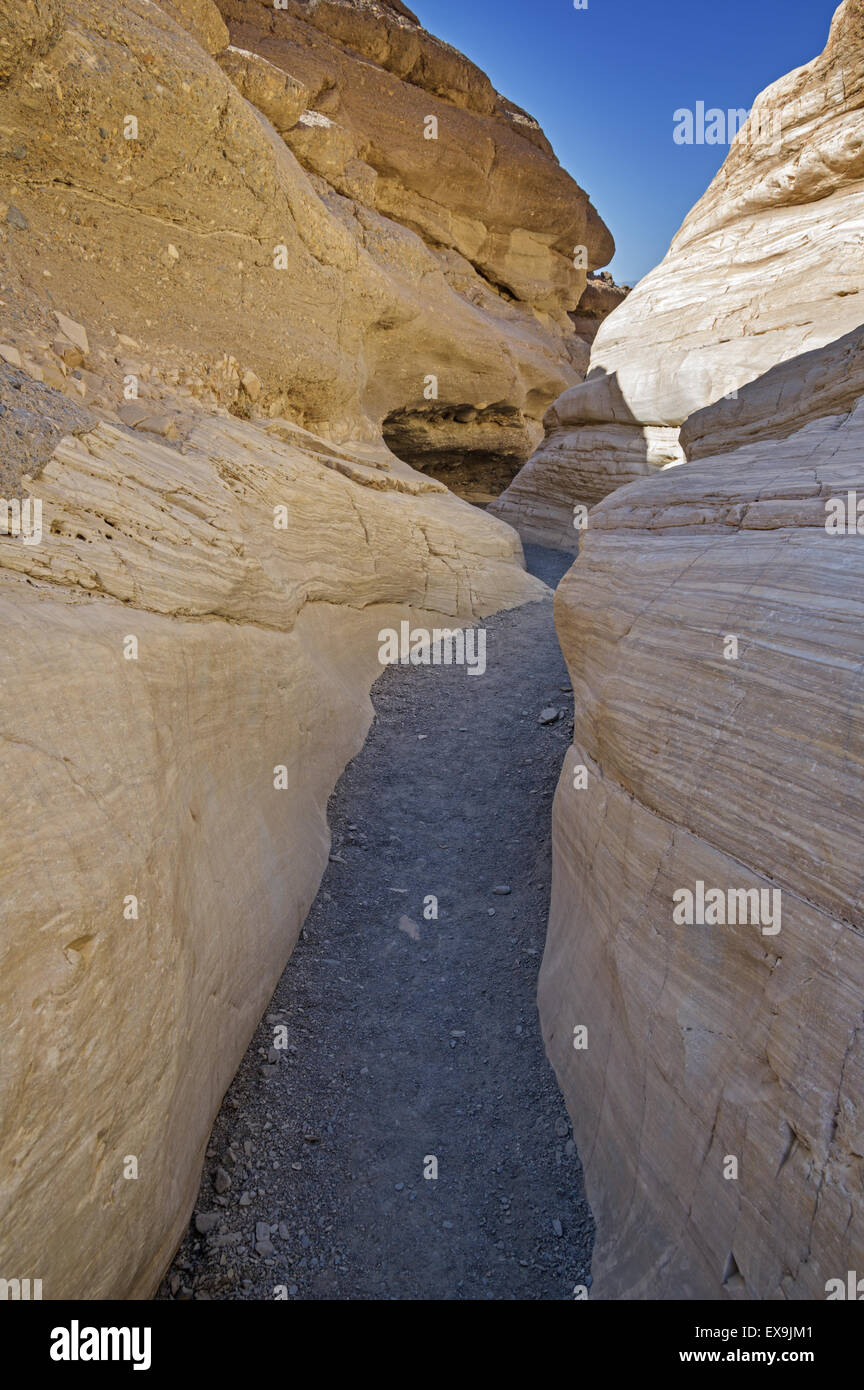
[0,0,599,1299]
[541,338,864,1298]
[493,0,864,547]
[0,396,544,1300]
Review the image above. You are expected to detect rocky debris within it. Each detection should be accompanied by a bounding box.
[0,361,95,492]
[492,0,864,546]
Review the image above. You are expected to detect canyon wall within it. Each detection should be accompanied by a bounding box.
[0,0,605,1297]
[538,0,864,1299]
[493,0,864,548]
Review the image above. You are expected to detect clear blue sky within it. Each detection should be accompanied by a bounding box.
[412,0,841,285]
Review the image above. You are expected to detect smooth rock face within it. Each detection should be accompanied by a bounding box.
[541,350,864,1298]
[493,0,864,547]
[0,404,544,1301]
[0,0,592,1300]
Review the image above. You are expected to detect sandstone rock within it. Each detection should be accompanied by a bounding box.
[0,397,545,1300]
[0,0,605,490]
[493,0,864,546]
[215,0,613,317]
[0,0,61,87]
[217,44,307,132]
[155,0,229,56]
[0,0,606,1303]
[0,344,22,368]
[53,312,89,357]
[542,336,864,1298]
[52,337,83,368]
[569,270,630,343]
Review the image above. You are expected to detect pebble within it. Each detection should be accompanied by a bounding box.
[213,1167,231,1195]
[492,885,512,895]
[6,206,28,230]
[539,707,559,725]
[194,1212,219,1235]
[552,1219,563,1237]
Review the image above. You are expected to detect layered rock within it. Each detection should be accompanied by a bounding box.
[0,368,544,1300]
[493,0,864,546]
[569,270,630,345]
[541,332,864,1298]
[0,0,600,1298]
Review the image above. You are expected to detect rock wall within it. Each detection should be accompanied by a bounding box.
[540,331,864,1298]
[535,0,864,1297]
[0,0,602,1298]
[0,0,610,490]
[492,0,864,548]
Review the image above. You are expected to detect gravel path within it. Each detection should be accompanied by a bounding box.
[158,544,594,1301]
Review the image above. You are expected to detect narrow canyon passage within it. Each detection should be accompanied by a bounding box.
[158,546,593,1301]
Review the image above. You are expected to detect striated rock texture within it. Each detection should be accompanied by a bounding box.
[493,0,864,547]
[0,377,544,1301]
[540,332,864,1299]
[0,0,599,1298]
[0,0,610,493]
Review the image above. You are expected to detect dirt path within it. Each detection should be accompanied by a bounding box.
[158,544,594,1301]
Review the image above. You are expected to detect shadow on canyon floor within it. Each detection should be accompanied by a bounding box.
[158,545,593,1301]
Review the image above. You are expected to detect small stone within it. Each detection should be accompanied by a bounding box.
[255,1239,275,1256]
[241,368,261,401]
[213,1167,232,1195]
[565,1139,576,1156]
[194,1212,219,1235]
[255,1221,271,1242]
[395,1182,404,1191]
[552,1219,563,1237]
[555,1117,570,1137]
[0,345,22,368]
[137,414,178,439]
[52,337,83,368]
[6,205,29,230]
[41,361,67,390]
[492,885,511,895]
[11,145,27,160]
[539,707,560,725]
[278,1222,290,1240]
[117,400,149,427]
[53,311,89,355]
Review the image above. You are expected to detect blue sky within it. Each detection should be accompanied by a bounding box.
[412,0,841,285]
